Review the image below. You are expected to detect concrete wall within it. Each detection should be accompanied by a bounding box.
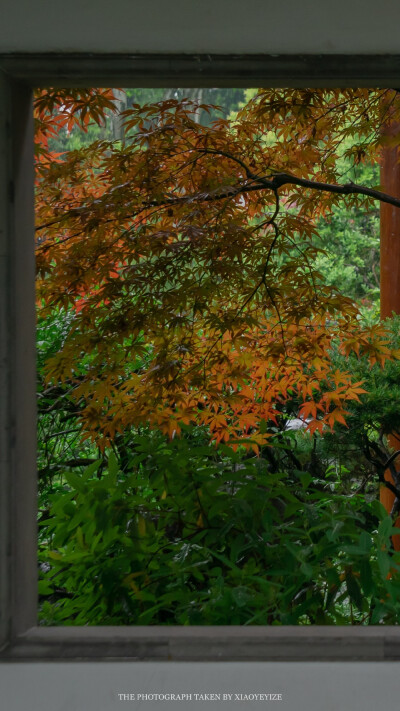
[1,1,400,709]
[0,0,399,55]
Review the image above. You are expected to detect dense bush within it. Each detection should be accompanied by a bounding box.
[38,430,400,626]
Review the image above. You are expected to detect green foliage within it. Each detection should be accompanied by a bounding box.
[37,308,100,490]
[328,315,400,442]
[38,434,400,626]
[315,157,380,306]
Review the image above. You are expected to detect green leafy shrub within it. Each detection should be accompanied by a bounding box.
[315,314,400,488]
[39,432,400,626]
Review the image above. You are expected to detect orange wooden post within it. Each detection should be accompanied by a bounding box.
[380,122,400,548]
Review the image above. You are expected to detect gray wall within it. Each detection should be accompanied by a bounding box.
[2,662,400,711]
[0,0,399,54]
[2,0,400,708]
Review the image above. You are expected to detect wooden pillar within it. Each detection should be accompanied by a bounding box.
[380,122,400,547]
[380,130,400,320]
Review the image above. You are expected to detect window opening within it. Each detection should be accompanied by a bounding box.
[33,85,400,629]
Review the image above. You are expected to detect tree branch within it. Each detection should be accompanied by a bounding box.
[36,167,400,240]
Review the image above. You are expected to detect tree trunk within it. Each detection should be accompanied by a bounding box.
[111,89,127,141]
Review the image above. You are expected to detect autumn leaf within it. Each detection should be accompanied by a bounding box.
[35,87,400,446]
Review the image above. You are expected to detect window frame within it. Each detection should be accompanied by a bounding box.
[2,53,400,661]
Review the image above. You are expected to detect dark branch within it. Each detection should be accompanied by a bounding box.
[35,166,400,240]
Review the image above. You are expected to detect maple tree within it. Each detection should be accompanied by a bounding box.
[34,87,400,452]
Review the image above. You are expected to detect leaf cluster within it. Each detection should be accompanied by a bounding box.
[38,438,400,626]
[35,88,400,446]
